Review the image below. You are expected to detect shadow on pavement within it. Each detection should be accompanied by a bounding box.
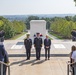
[10,59,27,66]
[19,59,37,66]
[10,59,46,66]
[31,59,45,66]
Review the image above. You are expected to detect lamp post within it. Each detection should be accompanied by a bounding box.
[74,0,76,6]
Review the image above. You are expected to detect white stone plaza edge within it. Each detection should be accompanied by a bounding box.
[30,20,46,41]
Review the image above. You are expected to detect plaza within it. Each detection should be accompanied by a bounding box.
[4,40,75,75]
[1,20,75,75]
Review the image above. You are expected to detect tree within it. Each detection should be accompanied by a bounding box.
[73,15,76,22]
[65,16,73,21]
[3,21,15,39]
[25,16,39,29]
[0,16,26,39]
[0,20,4,30]
[18,21,26,32]
[50,17,74,38]
[74,0,76,6]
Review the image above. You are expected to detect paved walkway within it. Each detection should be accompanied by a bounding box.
[9,57,69,75]
[47,32,59,40]
[4,40,76,75]
[4,30,74,75]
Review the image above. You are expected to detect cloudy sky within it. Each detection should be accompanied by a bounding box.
[0,0,76,15]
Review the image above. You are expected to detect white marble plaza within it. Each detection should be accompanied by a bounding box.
[11,45,23,49]
[53,44,66,49]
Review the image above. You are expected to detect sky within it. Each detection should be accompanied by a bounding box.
[0,0,76,15]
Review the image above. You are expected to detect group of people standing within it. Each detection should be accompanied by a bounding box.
[24,33,51,60]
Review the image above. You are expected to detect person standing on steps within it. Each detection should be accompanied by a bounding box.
[24,34,32,60]
[0,30,9,75]
[44,35,51,60]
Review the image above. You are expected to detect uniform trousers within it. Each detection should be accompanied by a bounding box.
[35,48,41,59]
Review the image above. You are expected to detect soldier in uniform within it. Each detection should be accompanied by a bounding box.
[34,33,42,60]
[24,34,32,60]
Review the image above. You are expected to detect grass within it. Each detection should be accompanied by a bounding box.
[9,32,26,40]
[49,31,63,39]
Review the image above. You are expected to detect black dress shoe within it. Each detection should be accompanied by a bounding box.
[48,58,50,60]
[45,58,47,60]
[26,58,29,60]
[38,58,40,60]
[36,59,38,60]
[28,58,30,60]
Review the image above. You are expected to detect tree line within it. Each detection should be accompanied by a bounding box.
[0,16,26,39]
[25,15,76,39]
[50,16,76,38]
[0,15,76,39]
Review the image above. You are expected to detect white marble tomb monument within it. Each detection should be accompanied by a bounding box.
[30,20,46,41]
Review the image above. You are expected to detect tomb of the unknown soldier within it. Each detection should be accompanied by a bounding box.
[30,20,46,41]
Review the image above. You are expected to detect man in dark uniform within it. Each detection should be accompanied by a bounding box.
[0,30,9,75]
[24,34,32,60]
[34,33,42,60]
[44,35,51,60]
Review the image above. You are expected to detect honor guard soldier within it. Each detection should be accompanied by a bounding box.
[34,33,42,60]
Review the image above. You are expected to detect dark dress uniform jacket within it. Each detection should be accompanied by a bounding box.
[0,45,9,75]
[34,37,42,48]
[24,39,32,49]
[44,39,51,49]
[0,45,9,63]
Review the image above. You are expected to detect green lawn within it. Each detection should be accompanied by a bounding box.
[9,32,26,40]
[49,32,63,39]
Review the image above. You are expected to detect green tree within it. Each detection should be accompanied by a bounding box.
[50,17,74,38]
[65,16,73,21]
[0,20,4,30]
[73,15,76,22]
[18,21,26,32]
[3,21,15,39]
[12,20,26,34]
[0,16,26,39]
[25,16,39,29]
